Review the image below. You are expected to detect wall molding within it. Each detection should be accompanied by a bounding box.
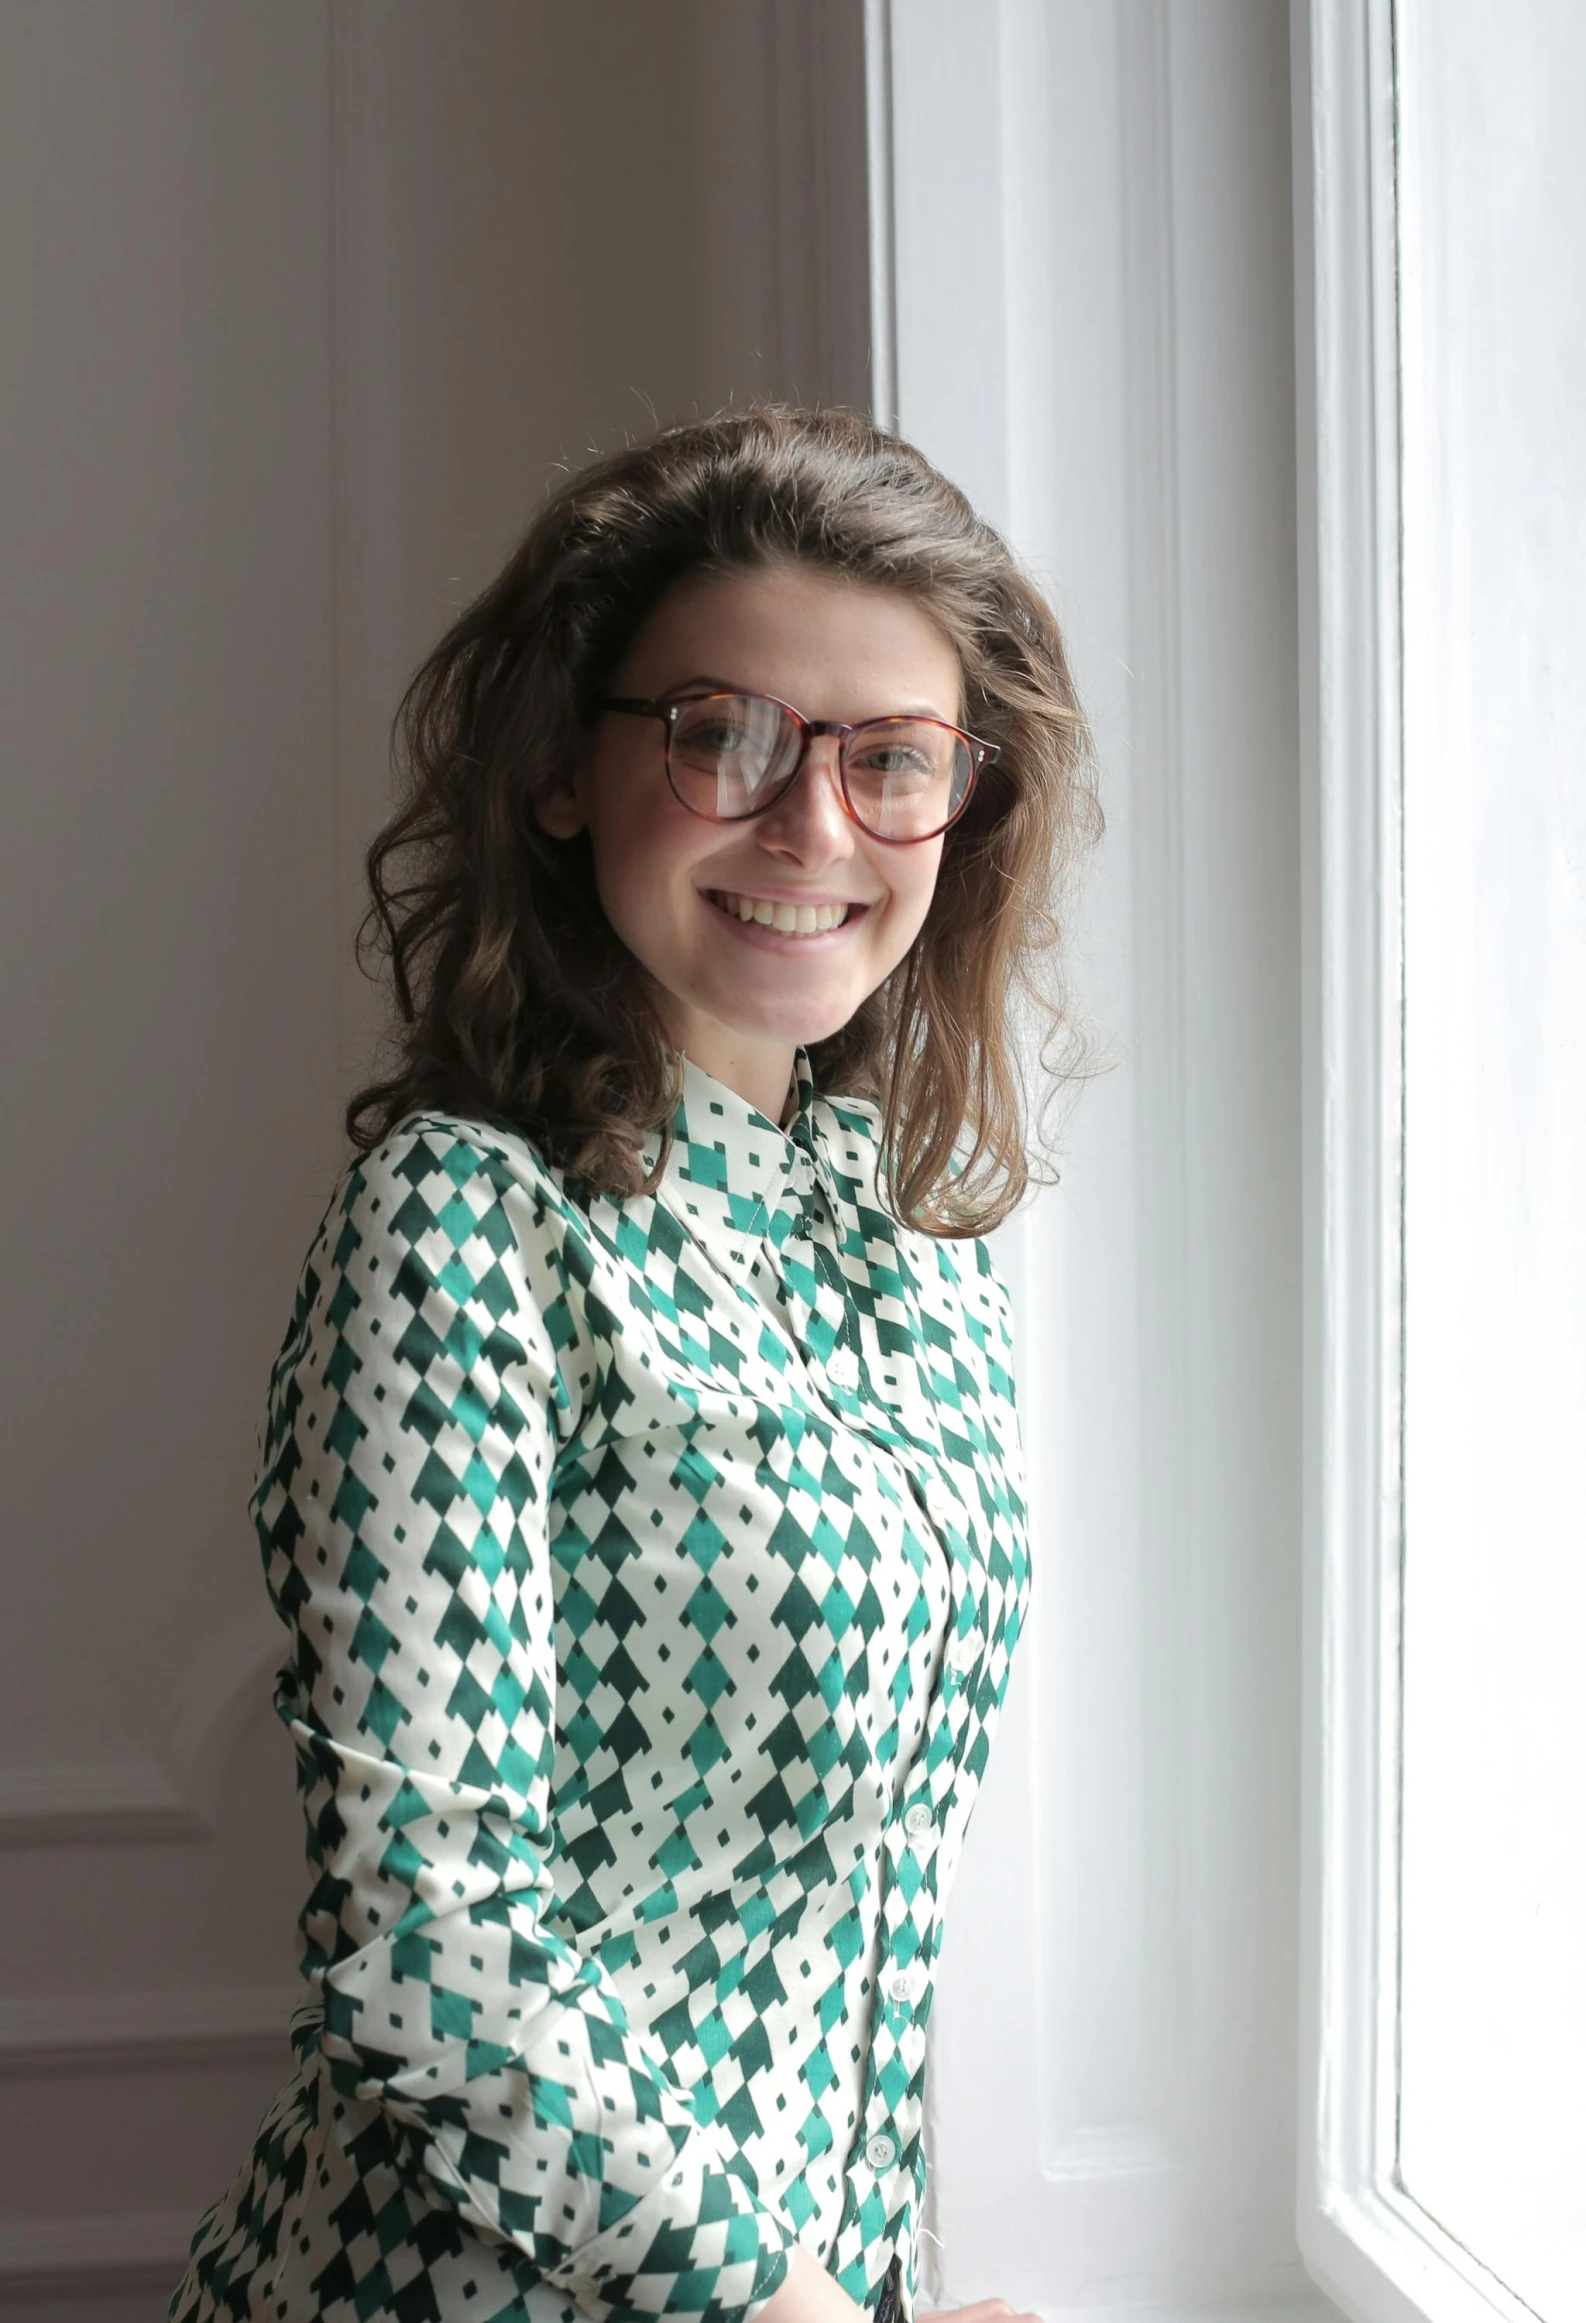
[0,1981,298,2078]
[0,1757,202,1847]
[0,1607,282,1848]
[0,2211,196,2296]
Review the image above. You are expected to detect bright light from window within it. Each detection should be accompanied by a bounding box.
[1397,6,1586,2318]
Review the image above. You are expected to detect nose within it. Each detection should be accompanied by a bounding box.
[755,736,855,866]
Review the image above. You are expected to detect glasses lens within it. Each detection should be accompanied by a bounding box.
[669,694,802,819]
[843,720,973,839]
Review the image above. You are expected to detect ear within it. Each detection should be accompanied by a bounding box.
[532,736,591,840]
[533,780,586,841]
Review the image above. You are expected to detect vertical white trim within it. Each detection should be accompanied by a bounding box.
[1293,0,1404,2231]
[1111,0,1193,2173]
[1293,0,1408,2304]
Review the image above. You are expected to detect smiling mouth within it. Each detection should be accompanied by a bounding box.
[705,889,861,935]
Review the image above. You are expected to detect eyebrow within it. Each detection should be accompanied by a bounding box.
[657,674,960,722]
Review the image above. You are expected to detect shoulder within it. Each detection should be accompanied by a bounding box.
[292,1111,606,1358]
[330,1111,594,1257]
[260,1114,603,1457]
[921,1218,1013,1328]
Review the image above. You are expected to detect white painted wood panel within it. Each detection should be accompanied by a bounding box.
[877,3,1327,2312]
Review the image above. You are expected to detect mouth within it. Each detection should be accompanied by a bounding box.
[704,888,867,937]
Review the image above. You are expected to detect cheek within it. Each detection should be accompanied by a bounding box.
[878,848,944,953]
[581,773,668,897]
[583,789,709,953]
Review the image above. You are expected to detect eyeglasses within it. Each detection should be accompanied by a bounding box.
[599,688,999,844]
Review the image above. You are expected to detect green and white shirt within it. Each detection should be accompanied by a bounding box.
[171,1051,1030,2323]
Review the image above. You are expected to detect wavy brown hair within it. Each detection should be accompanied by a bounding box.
[348,405,1100,1235]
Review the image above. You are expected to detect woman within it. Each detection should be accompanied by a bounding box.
[170,407,1096,2323]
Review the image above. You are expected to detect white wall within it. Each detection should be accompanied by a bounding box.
[0,7,864,2314]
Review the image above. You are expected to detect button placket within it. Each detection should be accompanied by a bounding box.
[604,1057,1025,2311]
[883,1959,927,2008]
[943,1626,981,1675]
[923,1473,957,1527]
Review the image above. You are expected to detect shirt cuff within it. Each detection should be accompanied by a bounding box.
[547,2137,799,2323]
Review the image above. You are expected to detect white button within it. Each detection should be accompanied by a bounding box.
[885,1961,925,2006]
[903,1801,934,1839]
[924,1477,955,1523]
[826,1348,860,1392]
[945,1629,979,1674]
[865,2131,898,2173]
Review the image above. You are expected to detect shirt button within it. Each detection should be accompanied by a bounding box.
[945,1629,980,1674]
[885,1962,925,2006]
[826,1348,860,1392]
[924,1476,955,1523]
[865,2131,898,2173]
[903,1801,935,1840]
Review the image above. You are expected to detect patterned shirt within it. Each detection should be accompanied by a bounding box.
[170,1050,1030,2323]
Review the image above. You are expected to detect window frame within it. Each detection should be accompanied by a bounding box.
[1293,6,1560,2320]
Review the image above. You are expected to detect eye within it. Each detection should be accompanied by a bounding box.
[848,725,943,783]
[860,746,933,777]
[688,717,750,752]
[672,696,780,758]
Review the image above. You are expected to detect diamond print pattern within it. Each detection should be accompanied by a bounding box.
[170,1052,1029,2323]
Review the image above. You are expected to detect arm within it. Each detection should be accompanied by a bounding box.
[256,1124,799,2323]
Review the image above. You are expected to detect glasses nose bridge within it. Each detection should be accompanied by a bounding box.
[776,714,855,817]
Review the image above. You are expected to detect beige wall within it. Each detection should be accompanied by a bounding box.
[0,6,865,2311]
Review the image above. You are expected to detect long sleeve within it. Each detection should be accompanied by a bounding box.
[174,1061,1032,2323]
[254,1123,798,2323]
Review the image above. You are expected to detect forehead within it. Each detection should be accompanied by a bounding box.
[618,563,964,722]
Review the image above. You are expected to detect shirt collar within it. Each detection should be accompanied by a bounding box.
[645,1048,890,1273]
[653,1050,813,1250]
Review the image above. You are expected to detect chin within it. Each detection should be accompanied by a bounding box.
[723,1000,863,1048]
[692,972,865,1045]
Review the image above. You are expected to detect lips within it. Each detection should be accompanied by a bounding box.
[706,889,857,935]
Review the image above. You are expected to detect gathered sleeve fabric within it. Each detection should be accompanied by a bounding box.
[253,1125,799,2323]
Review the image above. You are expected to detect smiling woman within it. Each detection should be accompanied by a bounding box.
[536,567,970,1121]
[346,405,1096,1233]
[168,407,1099,2323]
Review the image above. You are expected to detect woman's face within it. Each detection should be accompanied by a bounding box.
[537,563,964,1118]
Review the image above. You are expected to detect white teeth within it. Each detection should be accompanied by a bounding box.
[713,891,851,935]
